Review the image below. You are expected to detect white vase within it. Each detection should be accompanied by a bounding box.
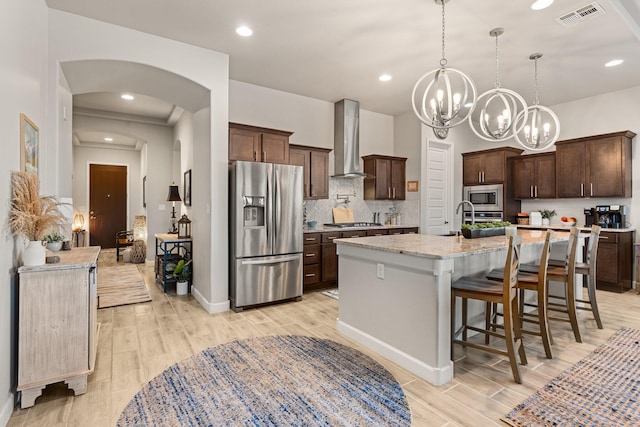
[23,240,46,266]
[542,218,550,226]
[176,281,188,295]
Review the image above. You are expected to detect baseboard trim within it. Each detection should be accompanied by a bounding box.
[191,286,229,314]
[337,319,453,386]
[0,392,14,427]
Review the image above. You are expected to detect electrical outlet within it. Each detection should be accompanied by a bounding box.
[376,263,384,279]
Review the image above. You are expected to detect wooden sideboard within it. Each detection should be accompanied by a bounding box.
[17,247,100,408]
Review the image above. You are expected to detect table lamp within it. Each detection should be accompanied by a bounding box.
[167,183,182,234]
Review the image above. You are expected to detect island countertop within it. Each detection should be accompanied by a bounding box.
[334,229,569,260]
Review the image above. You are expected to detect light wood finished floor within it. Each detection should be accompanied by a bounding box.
[7,261,640,426]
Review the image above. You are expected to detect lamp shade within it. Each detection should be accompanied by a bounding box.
[167,184,182,202]
[72,213,85,231]
[133,215,147,241]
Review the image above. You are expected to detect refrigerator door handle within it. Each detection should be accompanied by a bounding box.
[274,169,279,242]
[241,255,300,265]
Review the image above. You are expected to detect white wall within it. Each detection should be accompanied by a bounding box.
[48,9,230,313]
[0,0,49,422]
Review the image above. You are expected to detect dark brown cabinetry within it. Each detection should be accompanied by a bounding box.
[289,144,331,199]
[596,230,634,293]
[229,123,293,164]
[512,153,556,199]
[555,131,634,198]
[362,155,407,200]
[303,227,418,292]
[463,147,523,185]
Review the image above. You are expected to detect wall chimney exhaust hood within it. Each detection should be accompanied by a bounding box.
[333,99,367,178]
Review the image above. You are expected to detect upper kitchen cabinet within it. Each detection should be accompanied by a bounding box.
[462,147,523,185]
[512,152,556,199]
[229,123,293,164]
[362,155,407,200]
[289,144,331,200]
[555,131,635,198]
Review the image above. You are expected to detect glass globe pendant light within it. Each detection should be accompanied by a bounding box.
[468,28,528,142]
[513,53,560,151]
[412,0,477,139]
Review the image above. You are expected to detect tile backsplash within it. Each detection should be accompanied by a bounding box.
[303,178,420,226]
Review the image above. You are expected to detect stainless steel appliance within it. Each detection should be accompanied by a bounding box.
[463,184,503,212]
[592,205,627,229]
[229,161,304,312]
[464,211,503,224]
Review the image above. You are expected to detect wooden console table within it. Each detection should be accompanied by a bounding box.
[155,233,193,293]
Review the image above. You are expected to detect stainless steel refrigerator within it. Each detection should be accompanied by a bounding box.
[229,161,303,312]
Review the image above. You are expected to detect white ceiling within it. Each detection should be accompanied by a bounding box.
[49,0,640,147]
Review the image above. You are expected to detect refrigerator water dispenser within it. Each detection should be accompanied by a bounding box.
[242,196,265,227]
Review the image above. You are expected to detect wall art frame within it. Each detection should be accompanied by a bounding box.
[184,169,192,206]
[20,113,39,175]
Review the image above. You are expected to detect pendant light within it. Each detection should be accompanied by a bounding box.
[468,28,528,142]
[412,0,477,140]
[514,53,560,151]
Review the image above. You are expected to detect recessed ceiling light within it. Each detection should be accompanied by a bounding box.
[605,59,623,67]
[104,137,113,142]
[531,0,553,10]
[121,94,134,101]
[236,26,253,37]
[379,74,392,82]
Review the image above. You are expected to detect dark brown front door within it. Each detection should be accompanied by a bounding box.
[89,164,127,248]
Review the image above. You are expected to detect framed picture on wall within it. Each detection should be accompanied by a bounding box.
[143,176,147,208]
[184,169,192,206]
[20,113,39,175]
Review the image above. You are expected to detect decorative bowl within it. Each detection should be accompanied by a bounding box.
[561,221,576,227]
[307,221,317,229]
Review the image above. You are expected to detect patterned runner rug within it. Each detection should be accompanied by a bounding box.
[504,327,640,426]
[97,249,151,308]
[118,335,411,426]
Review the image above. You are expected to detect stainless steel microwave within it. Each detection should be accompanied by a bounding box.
[463,184,503,212]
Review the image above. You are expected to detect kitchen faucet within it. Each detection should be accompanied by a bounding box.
[456,200,475,227]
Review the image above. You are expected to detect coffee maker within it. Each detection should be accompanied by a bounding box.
[586,205,627,229]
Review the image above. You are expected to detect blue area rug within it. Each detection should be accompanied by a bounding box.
[118,335,411,426]
[504,327,640,426]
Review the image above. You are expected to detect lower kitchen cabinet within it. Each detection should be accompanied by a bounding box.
[303,227,419,292]
[595,230,634,293]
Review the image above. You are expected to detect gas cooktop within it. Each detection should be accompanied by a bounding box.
[323,222,383,228]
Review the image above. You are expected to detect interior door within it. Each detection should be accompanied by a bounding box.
[89,164,127,248]
[424,140,453,235]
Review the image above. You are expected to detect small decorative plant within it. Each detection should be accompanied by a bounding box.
[43,232,64,243]
[172,259,192,282]
[540,209,557,220]
[461,221,511,230]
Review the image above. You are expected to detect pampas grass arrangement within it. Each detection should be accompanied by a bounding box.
[9,171,68,241]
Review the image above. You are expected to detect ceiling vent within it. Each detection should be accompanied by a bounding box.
[555,2,606,27]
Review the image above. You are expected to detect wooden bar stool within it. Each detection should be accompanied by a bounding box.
[544,227,582,343]
[451,235,527,384]
[485,230,554,359]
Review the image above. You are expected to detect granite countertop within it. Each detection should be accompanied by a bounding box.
[516,224,635,233]
[334,229,570,260]
[304,224,419,233]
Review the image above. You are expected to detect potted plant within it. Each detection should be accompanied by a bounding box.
[172,259,192,295]
[540,209,557,226]
[44,232,65,252]
[8,172,69,265]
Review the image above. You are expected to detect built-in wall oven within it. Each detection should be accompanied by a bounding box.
[463,184,503,212]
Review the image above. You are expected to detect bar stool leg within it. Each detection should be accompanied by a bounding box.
[565,276,582,343]
[586,272,603,329]
[537,278,553,359]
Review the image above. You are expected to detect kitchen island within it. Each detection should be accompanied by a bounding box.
[335,230,571,386]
